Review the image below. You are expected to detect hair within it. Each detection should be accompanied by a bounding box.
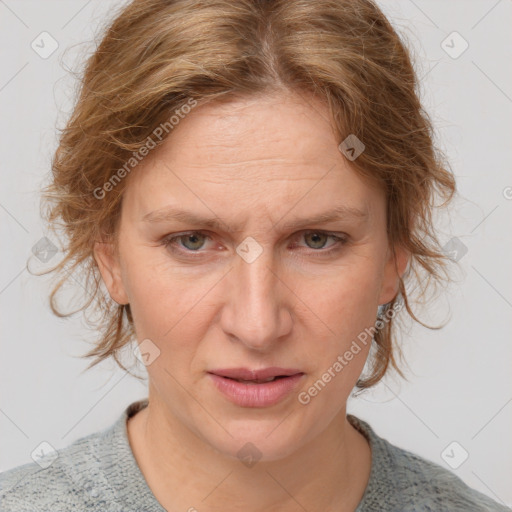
[39,0,456,390]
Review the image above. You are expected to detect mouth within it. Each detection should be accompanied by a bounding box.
[220,375,290,384]
[207,367,305,407]
[208,367,304,382]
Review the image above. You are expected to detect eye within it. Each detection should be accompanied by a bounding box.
[302,231,336,249]
[163,231,211,253]
[161,230,348,257]
[295,230,348,254]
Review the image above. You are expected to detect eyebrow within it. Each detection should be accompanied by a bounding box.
[141,204,369,232]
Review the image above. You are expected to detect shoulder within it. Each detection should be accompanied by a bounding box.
[348,414,511,512]
[386,443,509,511]
[0,422,118,511]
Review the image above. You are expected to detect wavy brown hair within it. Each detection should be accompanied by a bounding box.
[38,0,456,389]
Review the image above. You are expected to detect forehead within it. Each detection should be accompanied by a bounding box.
[159,92,339,167]
[121,91,383,224]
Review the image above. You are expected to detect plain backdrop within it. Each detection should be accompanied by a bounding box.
[1,0,511,507]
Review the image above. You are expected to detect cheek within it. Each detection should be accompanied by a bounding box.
[294,260,381,401]
[303,259,382,339]
[119,249,192,336]
[299,266,381,405]
[120,248,218,372]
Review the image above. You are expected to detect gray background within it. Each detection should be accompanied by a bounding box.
[1,0,511,506]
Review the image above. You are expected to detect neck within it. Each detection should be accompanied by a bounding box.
[127,395,371,512]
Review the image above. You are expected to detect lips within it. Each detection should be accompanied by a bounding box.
[207,367,305,407]
[208,367,303,382]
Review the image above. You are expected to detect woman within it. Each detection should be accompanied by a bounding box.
[0,0,508,510]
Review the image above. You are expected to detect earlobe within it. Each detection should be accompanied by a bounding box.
[93,241,129,305]
[378,245,410,305]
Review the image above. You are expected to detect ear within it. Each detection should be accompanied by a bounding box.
[378,244,410,305]
[93,240,129,305]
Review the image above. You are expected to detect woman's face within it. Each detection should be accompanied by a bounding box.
[96,91,407,461]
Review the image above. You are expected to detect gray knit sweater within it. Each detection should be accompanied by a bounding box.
[1,399,509,511]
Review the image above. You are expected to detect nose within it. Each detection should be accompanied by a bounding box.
[220,246,293,352]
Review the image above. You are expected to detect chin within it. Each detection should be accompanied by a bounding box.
[200,417,308,464]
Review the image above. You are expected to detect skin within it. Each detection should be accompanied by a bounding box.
[95,89,409,512]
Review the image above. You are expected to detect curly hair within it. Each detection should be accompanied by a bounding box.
[38,0,456,389]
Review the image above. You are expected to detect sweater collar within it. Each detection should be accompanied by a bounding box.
[99,399,394,510]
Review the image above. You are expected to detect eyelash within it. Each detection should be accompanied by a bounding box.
[160,230,348,258]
